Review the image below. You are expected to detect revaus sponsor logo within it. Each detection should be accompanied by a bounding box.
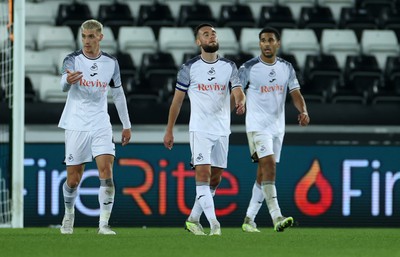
[79,78,108,88]
[260,84,284,93]
[197,83,226,91]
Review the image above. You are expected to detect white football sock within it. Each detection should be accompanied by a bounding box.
[261,181,282,222]
[245,181,264,221]
[196,184,217,225]
[98,178,115,227]
[188,186,216,222]
[63,182,77,215]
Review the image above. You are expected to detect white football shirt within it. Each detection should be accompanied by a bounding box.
[238,56,300,133]
[58,50,131,131]
[176,56,242,135]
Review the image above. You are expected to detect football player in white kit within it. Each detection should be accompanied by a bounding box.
[239,27,310,233]
[58,20,132,235]
[163,23,246,236]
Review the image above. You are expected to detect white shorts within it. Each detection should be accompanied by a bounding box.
[247,131,284,163]
[64,127,115,165]
[190,131,229,168]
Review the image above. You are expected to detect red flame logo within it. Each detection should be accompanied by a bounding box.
[294,159,333,216]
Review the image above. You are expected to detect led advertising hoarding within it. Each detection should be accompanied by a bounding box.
[18,144,400,227]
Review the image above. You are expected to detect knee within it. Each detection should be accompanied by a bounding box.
[66,178,80,188]
[210,175,221,187]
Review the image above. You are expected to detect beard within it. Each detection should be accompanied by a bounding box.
[202,43,219,53]
[262,52,274,59]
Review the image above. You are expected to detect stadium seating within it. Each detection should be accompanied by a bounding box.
[258,5,297,33]
[25,1,55,26]
[36,25,76,64]
[281,28,320,69]
[177,3,216,29]
[115,51,138,95]
[379,7,400,41]
[16,0,400,125]
[320,29,360,69]
[215,27,240,57]
[25,50,58,91]
[137,2,176,39]
[239,28,262,58]
[302,54,343,103]
[158,27,198,66]
[97,2,135,39]
[218,3,256,40]
[162,0,197,20]
[338,7,379,41]
[120,0,149,18]
[278,0,317,21]
[25,76,37,103]
[372,56,400,103]
[38,74,68,103]
[55,1,93,38]
[118,26,158,68]
[332,54,383,104]
[198,0,237,19]
[360,29,400,70]
[317,0,354,23]
[356,0,395,18]
[25,29,36,50]
[85,0,111,19]
[298,5,337,41]
[238,0,277,21]
[135,52,178,103]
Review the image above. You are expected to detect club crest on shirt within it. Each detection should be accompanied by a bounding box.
[268,69,276,78]
[207,67,216,76]
[90,63,98,71]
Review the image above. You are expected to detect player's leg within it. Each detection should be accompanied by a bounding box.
[61,164,84,234]
[242,132,264,232]
[187,132,221,235]
[61,130,91,234]
[259,134,293,232]
[95,154,116,235]
[93,127,116,235]
[242,178,264,232]
[187,167,221,220]
[206,134,228,236]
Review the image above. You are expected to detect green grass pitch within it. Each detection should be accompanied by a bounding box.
[0,227,399,257]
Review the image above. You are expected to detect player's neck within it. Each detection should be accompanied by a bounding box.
[260,55,276,64]
[83,48,101,59]
[201,51,218,62]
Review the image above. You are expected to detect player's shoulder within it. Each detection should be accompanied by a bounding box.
[100,51,117,61]
[219,56,237,66]
[184,55,201,65]
[240,56,260,69]
[276,56,293,68]
[65,50,82,59]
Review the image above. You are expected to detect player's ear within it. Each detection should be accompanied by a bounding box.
[99,33,104,41]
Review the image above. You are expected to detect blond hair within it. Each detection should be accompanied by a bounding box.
[80,19,103,34]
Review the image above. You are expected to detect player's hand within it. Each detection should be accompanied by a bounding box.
[235,102,245,115]
[121,128,131,146]
[163,132,174,150]
[298,112,310,126]
[66,69,83,84]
